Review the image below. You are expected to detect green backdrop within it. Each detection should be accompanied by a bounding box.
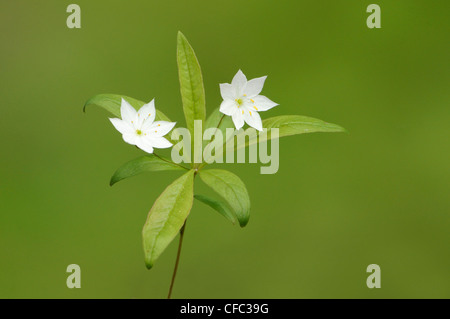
[1,0,449,298]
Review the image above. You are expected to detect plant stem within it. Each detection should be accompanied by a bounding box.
[167,222,186,299]
[216,114,225,131]
[153,152,189,170]
[198,114,226,170]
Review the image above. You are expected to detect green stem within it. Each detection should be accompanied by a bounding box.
[198,114,226,170]
[215,114,226,131]
[153,152,190,170]
[167,222,186,299]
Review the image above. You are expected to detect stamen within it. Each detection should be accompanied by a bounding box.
[242,110,244,114]
[253,106,258,111]
[250,99,254,103]
[249,111,252,116]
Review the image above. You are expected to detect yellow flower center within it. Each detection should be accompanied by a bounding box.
[136,129,142,135]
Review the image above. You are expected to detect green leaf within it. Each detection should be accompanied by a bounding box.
[208,115,346,163]
[110,155,187,186]
[262,115,346,137]
[142,170,195,269]
[236,115,346,148]
[177,32,206,138]
[198,169,250,227]
[83,93,172,122]
[194,194,237,225]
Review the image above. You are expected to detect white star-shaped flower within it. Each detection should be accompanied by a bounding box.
[109,98,176,154]
[219,70,278,131]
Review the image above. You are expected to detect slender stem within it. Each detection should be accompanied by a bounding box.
[205,114,225,150]
[198,114,226,170]
[215,114,226,131]
[167,222,186,299]
[153,152,189,170]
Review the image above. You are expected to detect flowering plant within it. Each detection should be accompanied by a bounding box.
[84,32,345,298]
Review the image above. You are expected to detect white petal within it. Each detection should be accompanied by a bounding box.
[219,83,235,100]
[136,138,154,154]
[219,99,237,116]
[137,99,156,126]
[244,76,267,97]
[122,133,137,145]
[109,118,133,135]
[231,110,245,130]
[252,95,278,112]
[243,109,263,131]
[147,137,172,149]
[231,70,247,96]
[144,121,176,137]
[120,98,137,123]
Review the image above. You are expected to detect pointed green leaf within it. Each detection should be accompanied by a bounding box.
[110,155,187,186]
[262,115,346,137]
[208,115,346,163]
[142,170,195,269]
[177,32,206,137]
[236,115,346,148]
[198,169,250,227]
[236,114,346,150]
[83,94,172,122]
[194,194,237,225]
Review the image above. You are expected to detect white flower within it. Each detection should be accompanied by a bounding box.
[109,98,176,154]
[219,70,278,131]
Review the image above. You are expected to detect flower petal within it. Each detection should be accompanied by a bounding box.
[137,99,156,126]
[231,110,245,130]
[244,76,267,97]
[252,95,278,112]
[145,121,176,137]
[219,83,235,100]
[243,109,263,131]
[120,98,137,124]
[122,133,138,145]
[219,99,237,116]
[231,70,247,96]
[136,138,154,154]
[147,137,172,149]
[109,118,133,135]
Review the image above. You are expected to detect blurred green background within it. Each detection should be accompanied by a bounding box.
[1,0,449,298]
